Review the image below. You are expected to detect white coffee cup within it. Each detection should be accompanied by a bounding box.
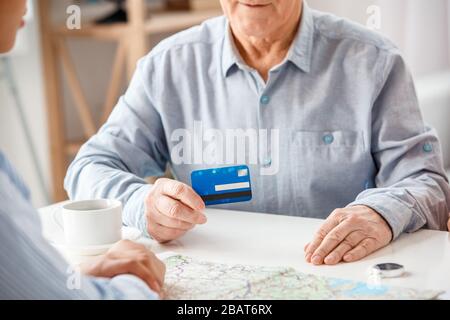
[61,199,123,247]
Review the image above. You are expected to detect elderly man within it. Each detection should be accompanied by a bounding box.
[66,0,450,266]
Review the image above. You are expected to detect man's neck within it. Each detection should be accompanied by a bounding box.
[231,2,303,81]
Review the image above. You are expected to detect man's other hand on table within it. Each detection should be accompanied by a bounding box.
[304,206,393,265]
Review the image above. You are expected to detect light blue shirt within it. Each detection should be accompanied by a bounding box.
[0,152,158,299]
[65,4,450,240]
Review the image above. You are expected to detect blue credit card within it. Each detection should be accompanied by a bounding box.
[191,165,252,206]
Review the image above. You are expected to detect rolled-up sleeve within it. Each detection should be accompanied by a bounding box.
[64,56,169,236]
[348,50,450,239]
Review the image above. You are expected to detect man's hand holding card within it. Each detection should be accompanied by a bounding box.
[144,165,252,243]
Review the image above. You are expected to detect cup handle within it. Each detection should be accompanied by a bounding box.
[51,207,64,232]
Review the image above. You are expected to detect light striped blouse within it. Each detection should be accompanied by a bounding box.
[0,151,158,300]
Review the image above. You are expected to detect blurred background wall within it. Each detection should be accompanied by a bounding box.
[0,0,449,207]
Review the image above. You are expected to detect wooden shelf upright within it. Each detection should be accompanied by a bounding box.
[37,0,221,201]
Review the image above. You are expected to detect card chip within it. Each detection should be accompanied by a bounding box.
[238,169,248,177]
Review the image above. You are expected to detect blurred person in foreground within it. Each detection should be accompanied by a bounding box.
[0,0,165,300]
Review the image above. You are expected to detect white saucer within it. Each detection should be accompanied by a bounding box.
[50,226,143,256]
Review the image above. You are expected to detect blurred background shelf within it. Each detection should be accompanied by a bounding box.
[52,8,221,38]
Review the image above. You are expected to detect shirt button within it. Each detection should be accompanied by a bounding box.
[323,134,334,145]
[260,95,271,105]
[262,158,272,168]
[423,143,433,153]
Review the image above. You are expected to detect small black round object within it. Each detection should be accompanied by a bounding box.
[370,263,405,278]
[374,263,403,271]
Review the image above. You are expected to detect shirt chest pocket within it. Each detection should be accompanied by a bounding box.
[290,130,367,189]
[289,130,370,214]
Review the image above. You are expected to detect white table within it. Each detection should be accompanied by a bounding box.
[39,204,450,293]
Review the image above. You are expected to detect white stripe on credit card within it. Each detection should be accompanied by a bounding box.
[215,182,250,192]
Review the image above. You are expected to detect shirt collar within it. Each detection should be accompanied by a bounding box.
[221,22,244,77]
[221,2,315,77]
[286,2,314,73]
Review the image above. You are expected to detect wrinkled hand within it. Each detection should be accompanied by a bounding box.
[145,178,207,243]
[81,240,166,295]
[304,206,393,265]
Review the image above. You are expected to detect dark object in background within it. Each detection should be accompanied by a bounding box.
[96,0,127,24]
[166,0,191,11]
[95,0,191,25]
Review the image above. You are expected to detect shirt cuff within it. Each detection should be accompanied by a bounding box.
[347,195,415,240]
[88,274,159,300]
[123,184,153,238]
[109,275,159,300]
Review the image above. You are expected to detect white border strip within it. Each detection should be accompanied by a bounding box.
[215,182,250,192]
